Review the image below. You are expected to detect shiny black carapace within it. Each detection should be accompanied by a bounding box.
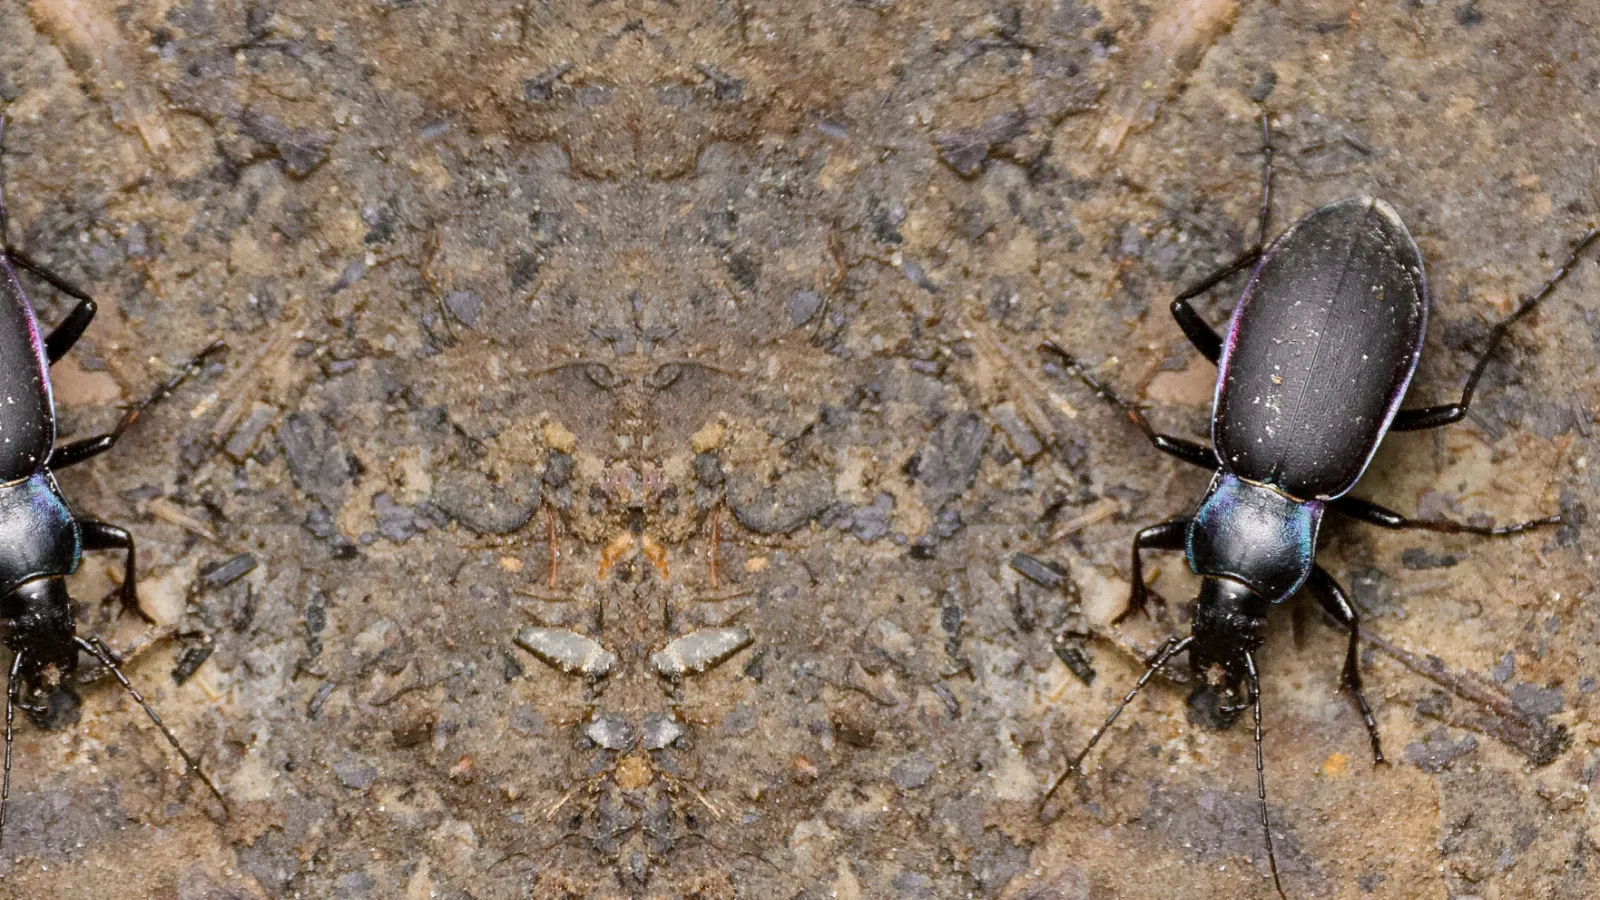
[1042,117,1596,897]
[0,118,226,846]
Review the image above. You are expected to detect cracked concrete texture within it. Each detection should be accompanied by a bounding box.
[0,0,1597,897]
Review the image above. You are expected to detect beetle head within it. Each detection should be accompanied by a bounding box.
[1,577,83,726]
[1185,576,1268,728]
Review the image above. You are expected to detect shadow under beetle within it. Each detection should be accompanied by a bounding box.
[0,117,227,847]
[1041,116,1597,898]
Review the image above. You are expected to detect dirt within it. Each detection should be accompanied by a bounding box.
[0,1,1598,898]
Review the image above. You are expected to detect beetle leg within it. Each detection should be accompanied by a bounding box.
[1168,112,1275,314]
[1121,519,1190,623]
[1,121,98,359]
[1305,567,1385,765]
[1253,111,1275,246]
[4,247,95,307]
[1388,405,1465,431]
[1393,228,1600,432]
[1172,248,1262,305]
[48,340,226,470]
[43,297,98,364]
[1168,298,1224,363]
[47,435,117,471]
[1145,434,1216,470]
[1333,495,1560,538]
[80,520,154,623]
[1040,340,1219,470]
[0,135,89,309]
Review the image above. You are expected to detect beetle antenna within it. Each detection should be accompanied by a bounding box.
[1244,651,1287,900]
[1458,228,1600,410]
[1,651,19,849]
[74,636,227,810]
[1040,635,1191,814]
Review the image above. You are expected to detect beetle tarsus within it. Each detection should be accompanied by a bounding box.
[1335,495,1562,538]
[1120,519,1189,624]
[1254,111,1275,247]
[1307,567,1386,764]
[1392,228,1600,432]
[1171,111,1275,310]
[47,340,227,471]
[1040,340,1218,470]
[80,520,151,623]
[1174,248,1263,305]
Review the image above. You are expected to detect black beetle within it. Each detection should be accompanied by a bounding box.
[0,117,226,846]
[1041,116,1596,897]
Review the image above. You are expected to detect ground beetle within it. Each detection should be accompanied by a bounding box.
[1041,116,1596,897]
[0,117,226,846]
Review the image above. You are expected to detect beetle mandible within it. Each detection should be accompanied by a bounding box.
[0,116,227,847]
[1041,115,1596,898]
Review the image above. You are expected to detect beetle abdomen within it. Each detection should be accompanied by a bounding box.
[1212,197,1427,500]
[0,261,56,480]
